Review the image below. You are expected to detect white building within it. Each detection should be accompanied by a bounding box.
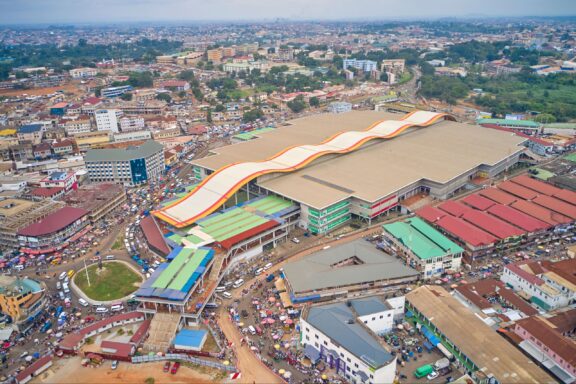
[119,116,145,132]
[343,59,378,73]
[60,117,92,136]
[95,109,123,133]
[351,296,405,335]
[113,130,152,143]
[301,299,397,384]
[69,67,98,79]
[501,260,575,311]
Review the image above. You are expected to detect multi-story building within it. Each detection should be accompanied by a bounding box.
[222,46,236,58]
[85,140,164,187]
[206,48,223,63]
[60,116,92,135]
[118,101,165,115]
[0,276,47,329]
[132,89,156,102]
[501,259,576,311]
[74,131,111,151]
[0,198,64,250]
[328,102,352,114]
[381,59,405,74]
[51,139,76,156]
[113,130,152,143]
[382,217,464,279]
[63,183,126,223]
[39,171,77,192]
[300,299,397,384]
[17,206,90,251]
[160,80,190,92]
[119,116,145,132]
[276,46,294,61]
[69,67,98,79]
[101,85,133,98]
[95,109,123,133]
[343,59,378,73]
[17,124,44,145]
[513,310,576,383]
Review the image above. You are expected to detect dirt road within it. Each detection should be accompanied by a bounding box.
[217,311,284,384]
[34,356,218,384]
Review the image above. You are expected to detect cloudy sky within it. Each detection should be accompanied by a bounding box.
[0,0,574,24]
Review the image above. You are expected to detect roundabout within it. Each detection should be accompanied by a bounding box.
[73,260,143,303]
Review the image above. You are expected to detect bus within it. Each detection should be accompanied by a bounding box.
[414,364,434,379]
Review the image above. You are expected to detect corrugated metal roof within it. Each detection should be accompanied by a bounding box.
[486,204,550,232]
[17,206,88,237]
[461,194,496,211]
[461,210,524,239]
[435,215,498,247]
[532,195,576,220]
[85,140,163,162]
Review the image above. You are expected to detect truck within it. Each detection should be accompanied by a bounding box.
[414,364,434,379]
[434,357,450,371]
[266,273,275,282]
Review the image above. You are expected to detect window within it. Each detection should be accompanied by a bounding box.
[346,367,351,372]
[364,320,368,324]
[354,363,359,368]
[347,358,351,363]
[372,317,375,321]
[379,315,383,319]
[323,341,327,346]
[315,334,319,339]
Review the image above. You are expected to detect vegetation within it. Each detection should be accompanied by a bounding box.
[155,93,172,103]
[287,95,307,113]
[242,108,264,122]
[420,75,469,105]
[309,96,320,107]
[74,262,142,301]
[120,93,133,101]
[145,378,155,384]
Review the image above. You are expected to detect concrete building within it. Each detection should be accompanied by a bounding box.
[17,124,44,145]
[381,59,405,74]
[95,109,123,133]
[382,217,464,279]
[74,131,111,151]
[85,140,164,186]
[119,116,145,132]
[501,259,576,311]
[282,240,419,303]
[0,198,64,251]
[343,59,378,73]
[63,183,126,223]
[39,171,77,192]
[101,85,133,98]
[60,117,92,135]
[0,276,47,329]
[406,285,555,384]
[113,130,152,143]
[206,48,223,63]
[300,300,397,384]
[328,102,352,114]
[69,67,98,79]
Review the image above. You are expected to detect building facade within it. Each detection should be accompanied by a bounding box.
[95,109,123,133]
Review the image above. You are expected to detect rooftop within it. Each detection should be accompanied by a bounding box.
[406,285,554,384]
[283,239,418,294]
[85,140,163,162]
[306,302,394,369]
[17,206,89,237]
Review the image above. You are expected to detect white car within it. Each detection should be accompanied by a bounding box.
[291,237,300,244]
[427,371,439,380]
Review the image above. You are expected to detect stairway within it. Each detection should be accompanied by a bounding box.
[142,312,181,352]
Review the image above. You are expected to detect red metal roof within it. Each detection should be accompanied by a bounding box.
[15,354,52,382]
[506,263,544,286]
[486,204,550,232]
[461,210,525,239]
[30,187,64,197]
[140,216,171,256]
[498,181,539,200]
[510,200,572,225]
[435,215,498,247]
[130,318,151,344]
[17,206,88,237]
[415,205,446,223]
[510,175,561,196]
[80,312,144,336]
[553,189,576,206]
[100,340,134,358]
[461,194,496,211]
[478,188,518,205]
[532,195,576,220]
[438,200,473,217]
[58,333,84,350]
[218,220,279,250]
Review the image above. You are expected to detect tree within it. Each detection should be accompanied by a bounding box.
[287,95,307,113]
[243,108,264,123]
[94,87,103,97]
[145,378,155,384]
[379,72,388,82]
[156,93,172,103]
[192,87,203,101]
[206,109,213,123]
[420,61,436,75]
[120,92,133,101]
[214,104,226,112]
[309,97,320,107]
[178,70,195,82]
[178,90,187,98]
[533,113,556,123]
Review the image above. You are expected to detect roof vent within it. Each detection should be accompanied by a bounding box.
[347,319,354,324]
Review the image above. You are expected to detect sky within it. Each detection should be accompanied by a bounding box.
[0,0,574,25]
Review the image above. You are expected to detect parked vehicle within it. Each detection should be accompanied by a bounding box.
[263,262,273,270]
[266,274,275,282]
[95,307,109,313]
[78,298,89,307]
[111,360,118,370]
[163,362,171,372]
[222,291,232,299]
[171,362,180,374]
[110,303,124,312]
[427,371,439,380]
[291,237,300,244]
[59,272,67,280]
[232,279,244,289]
[415,364,434,379]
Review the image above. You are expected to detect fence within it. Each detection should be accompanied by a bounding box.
[132,353,236,372]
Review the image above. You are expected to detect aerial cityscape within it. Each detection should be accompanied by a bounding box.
[0,1,575,383]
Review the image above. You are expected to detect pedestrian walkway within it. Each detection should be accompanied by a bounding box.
[142,312,181,352]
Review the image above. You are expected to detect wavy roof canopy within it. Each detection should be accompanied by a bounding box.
[154,111,450,227]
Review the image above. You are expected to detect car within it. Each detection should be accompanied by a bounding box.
[291,237,300,244]
[163,361,171,372]
[171,362,180,374]
[78,298,89,307]
[111,360,118,370]
[427,371,439,380]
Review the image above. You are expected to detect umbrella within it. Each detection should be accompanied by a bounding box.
[223,361,230,366]
[238,322,244,327]
[276,302,281,307]
[285,319,293,325]
[274,344,281,350]
[268,297,276,303]
[278,368,285,374]
[322,374,328,380]
[283,371,292,379]
[273,335,279,340]
[261,320,267,325]
[279,315,287,321]
[267,318,275,324]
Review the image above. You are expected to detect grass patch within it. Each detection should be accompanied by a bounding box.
[111,233,125,250]
[74,262,142,301]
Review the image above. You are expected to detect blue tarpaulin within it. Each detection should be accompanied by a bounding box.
[304,344,321,363]
[421,326,440,346]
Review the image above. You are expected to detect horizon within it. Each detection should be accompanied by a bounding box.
[1,0,575,26]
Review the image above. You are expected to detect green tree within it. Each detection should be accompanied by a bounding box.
[178,70,195,82]
[155,93,172,103]
[287,95,307,113]
[533,113,556,123]
[214,104,226,112]
[379,72,388,82]
[192,87,203,101]
[178,90,187,98]
[206,109,213,123]
[120,92,133,101]
[309,97,320,107]
[243,108,264,123]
